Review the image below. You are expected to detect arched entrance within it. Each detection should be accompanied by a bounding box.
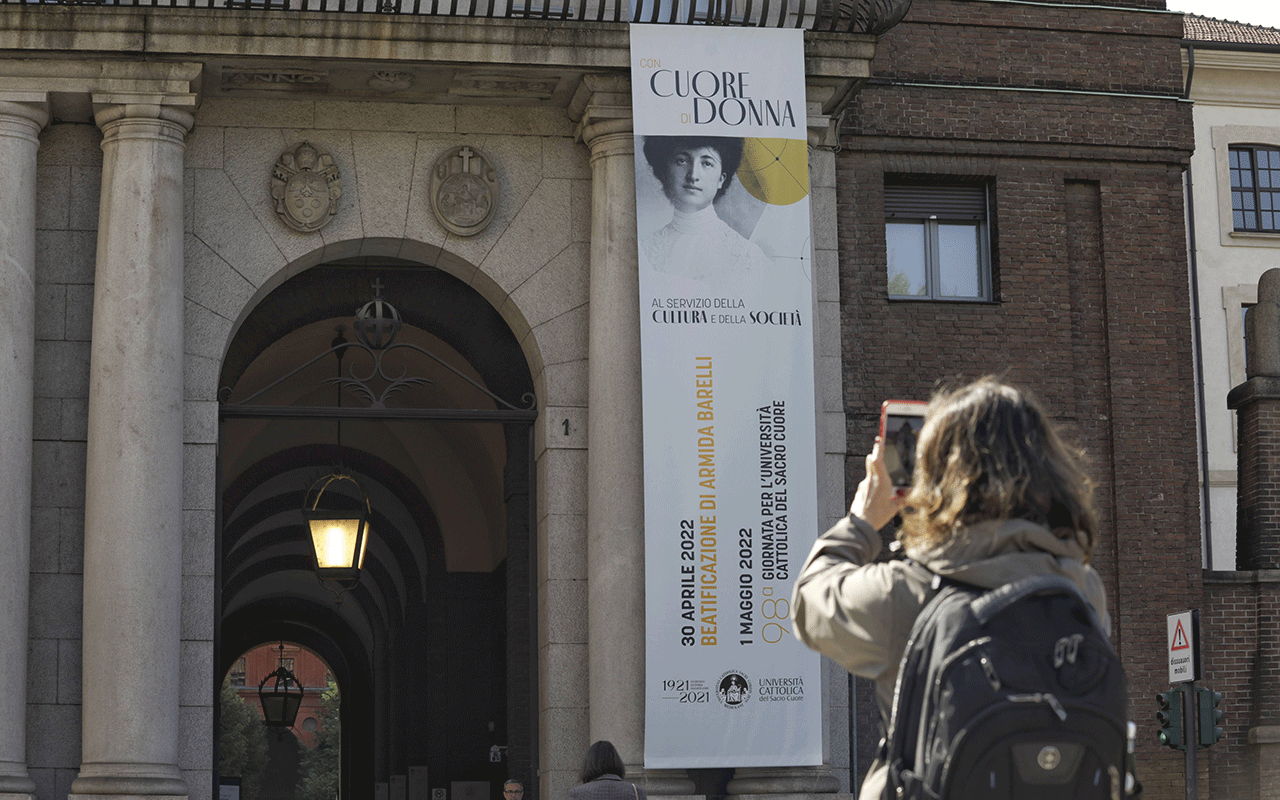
[219,641,343,800]
[215,260,538,800]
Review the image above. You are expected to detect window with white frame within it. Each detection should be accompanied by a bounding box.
[885,180,992,301]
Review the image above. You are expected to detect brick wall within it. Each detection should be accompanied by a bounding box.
[837,0,1197,795]
[1208,375,1280,799]
[1234,392,1280,569]
[1201,573,1280,797]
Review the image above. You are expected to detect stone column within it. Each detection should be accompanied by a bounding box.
[1234,267,1280,572]
[571,75,694,796]
[70,101,193,800]
[1229,267,1280,800]
[0,97,48,800]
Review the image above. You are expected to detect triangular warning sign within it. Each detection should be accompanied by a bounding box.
[1171,620,1190,651]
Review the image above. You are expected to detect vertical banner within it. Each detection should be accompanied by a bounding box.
[631,24,822,768]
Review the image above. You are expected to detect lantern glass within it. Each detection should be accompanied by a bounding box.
[308,517,367,571]
[260,691,304,729]
[259,662,305,731]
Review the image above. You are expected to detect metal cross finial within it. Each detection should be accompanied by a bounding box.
[372,278,385,297]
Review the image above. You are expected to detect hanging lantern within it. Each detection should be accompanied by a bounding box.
[259,643,305,735]
[303,471,371,585]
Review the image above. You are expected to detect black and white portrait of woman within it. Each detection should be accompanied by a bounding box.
[638,135,773,281]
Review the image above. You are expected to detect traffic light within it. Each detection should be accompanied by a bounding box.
[1197,687,1224,747]
[1156,690,1185,750]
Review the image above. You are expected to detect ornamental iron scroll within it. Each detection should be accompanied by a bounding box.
[219,281,537,416]
[629,0,910,31]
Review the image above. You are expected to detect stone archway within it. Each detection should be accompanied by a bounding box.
[215,259,538,800]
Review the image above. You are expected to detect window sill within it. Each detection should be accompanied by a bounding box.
[887,296,997,305]
[1228,230,1280,242]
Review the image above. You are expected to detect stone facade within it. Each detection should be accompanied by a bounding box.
[1,9,868,800]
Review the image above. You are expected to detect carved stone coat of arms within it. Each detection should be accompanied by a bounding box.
[271,142,342,233]
[430,146,499,237]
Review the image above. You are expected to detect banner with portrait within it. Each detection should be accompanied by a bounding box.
[630,24,823,768]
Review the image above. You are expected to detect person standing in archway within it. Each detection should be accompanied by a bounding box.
[567,742,645,800]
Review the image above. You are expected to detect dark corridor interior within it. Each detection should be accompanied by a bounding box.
[214,262,538,800]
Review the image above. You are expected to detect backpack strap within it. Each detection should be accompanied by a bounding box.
[970,574,1107,635]
[910,561,1107,636]
[880,563,979,799]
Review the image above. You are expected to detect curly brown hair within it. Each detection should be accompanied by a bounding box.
[898,377,1098,559]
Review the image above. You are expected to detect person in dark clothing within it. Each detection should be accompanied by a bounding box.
[567,741,646,800]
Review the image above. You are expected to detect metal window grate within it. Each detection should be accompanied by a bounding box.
[0,0,911,30]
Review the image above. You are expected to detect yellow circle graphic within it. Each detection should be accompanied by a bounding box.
[736,138,809,206]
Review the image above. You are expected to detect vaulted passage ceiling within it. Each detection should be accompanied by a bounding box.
[215,262,537,790]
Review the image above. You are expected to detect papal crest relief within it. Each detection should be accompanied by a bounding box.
[271,141,342,233]
[430,146,499,237]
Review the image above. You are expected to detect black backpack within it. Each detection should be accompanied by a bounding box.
[880,571,1133,800]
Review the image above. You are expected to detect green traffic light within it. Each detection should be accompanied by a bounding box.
[1156,691,1185,750]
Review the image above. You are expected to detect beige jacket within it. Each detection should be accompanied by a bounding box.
[790,514,1110,800]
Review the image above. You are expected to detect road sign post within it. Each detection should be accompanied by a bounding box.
[1168,610,1199,684]
[1168,610,1201,800]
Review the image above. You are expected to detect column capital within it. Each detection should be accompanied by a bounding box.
[0,60,200,125]
[0,99,49,136]
[569,73,633,152]
[94,101,196,140]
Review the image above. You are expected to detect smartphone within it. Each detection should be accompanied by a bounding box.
[880,400,927,488]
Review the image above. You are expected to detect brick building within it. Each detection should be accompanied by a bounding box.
[0,0,1209,799]
[831,1,1198,796]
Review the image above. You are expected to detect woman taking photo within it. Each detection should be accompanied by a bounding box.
[791,377,1110,800]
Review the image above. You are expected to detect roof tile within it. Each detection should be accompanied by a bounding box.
[1184,13,1280,46]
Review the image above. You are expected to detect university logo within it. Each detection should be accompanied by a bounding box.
[716,671,750,708]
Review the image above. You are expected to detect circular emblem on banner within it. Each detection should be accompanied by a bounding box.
[736,138,809,206]
[271,141,342,233]
[716,671,751,709]
[430,145,499,236]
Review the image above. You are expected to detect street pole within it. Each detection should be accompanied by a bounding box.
[1184,681,1197,800]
